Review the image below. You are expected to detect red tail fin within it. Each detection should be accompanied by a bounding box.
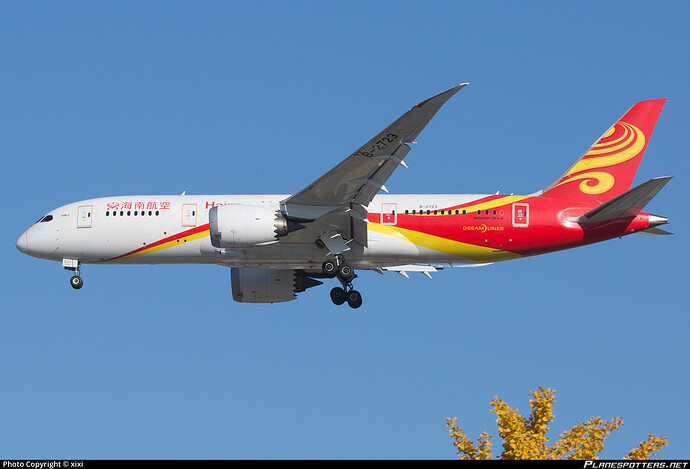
[542,99,666,203]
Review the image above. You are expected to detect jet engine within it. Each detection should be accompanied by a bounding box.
[230,268,323,303]
[209,204,302,249]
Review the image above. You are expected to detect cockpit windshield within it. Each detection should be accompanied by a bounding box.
[35,215,53,223]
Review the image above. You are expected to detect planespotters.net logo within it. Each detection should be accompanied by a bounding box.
[584,462,688,468]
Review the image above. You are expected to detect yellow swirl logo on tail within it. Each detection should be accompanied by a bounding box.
[554,122,645,195]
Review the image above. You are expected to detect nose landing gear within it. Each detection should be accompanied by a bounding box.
[323,256,362,309]
[63,258,83,290]
[70,274,84,290]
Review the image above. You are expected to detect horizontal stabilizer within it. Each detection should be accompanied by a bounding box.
[576,176,672,223]
[639,227,674,235]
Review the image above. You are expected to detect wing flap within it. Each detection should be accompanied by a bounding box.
[319,232,351,255]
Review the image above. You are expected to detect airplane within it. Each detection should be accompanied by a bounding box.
[16,84,672,308]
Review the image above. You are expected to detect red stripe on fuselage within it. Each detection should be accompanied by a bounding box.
[104,223,211,262]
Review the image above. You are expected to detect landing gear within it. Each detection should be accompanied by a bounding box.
[330,286,346,305]
[345,289,362,309]
[70,274,84,290]
[325,256,362,309]
[322,260,337,278]
[330,284,362,308]
[63,258,83,290]
[337,263,355,281]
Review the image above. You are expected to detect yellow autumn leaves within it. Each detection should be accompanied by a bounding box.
[446,387,668,460]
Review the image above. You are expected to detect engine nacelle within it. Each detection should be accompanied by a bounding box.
[230,268,323,303]
[209,204,280,248]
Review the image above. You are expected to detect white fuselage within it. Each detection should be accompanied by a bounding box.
[17,194,495,272]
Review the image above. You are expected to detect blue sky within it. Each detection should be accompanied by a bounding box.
[2,1,688,459]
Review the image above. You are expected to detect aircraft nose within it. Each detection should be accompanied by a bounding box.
[16,231,29,255]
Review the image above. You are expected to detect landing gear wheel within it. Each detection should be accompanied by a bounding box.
[330,287,346,305]
[70,275,84,290]
[325,256,360,307]
[337,263,354,281]
[346,290,362,309]
[322,260,337,278]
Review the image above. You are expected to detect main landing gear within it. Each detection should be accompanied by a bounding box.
[322,256,362,309]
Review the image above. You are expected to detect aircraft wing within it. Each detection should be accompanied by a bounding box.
[279,83,467,247]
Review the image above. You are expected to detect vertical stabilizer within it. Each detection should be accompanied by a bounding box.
[542,99,666,203]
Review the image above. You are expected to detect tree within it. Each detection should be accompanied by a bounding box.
[446,387,667,460]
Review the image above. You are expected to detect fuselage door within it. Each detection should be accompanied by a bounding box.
[512,203,529,227]
[381,203,397,225]
[77,205,93,228]
[182,203,197,227]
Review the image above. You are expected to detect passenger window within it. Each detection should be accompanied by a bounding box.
[106,211,110,216]
[462,210,466,215]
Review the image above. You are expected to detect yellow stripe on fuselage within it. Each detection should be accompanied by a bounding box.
[368,223,522,262]
[112,229,210,261]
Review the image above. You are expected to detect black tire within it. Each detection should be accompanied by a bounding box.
[330,287,346,305]
[346,289,362,309]
[70,275,84,290]
[338,263,354,280]
[322,260,337,278]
